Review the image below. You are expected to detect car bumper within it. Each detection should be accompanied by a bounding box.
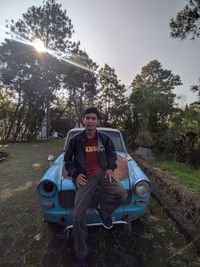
[42,204,148,226]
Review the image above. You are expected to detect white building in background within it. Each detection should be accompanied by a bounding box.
[37,116,76,140]
[37,115,47,139]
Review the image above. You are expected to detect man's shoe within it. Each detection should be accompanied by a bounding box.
[96,204,113,229]
[76,258,88,267]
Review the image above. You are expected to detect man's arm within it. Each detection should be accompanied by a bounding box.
[105,137,117,170]
[105,136,118,182]
[64,138,78,179]
[64,136,87,186]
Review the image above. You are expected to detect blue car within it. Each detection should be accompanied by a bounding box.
[38,128,151,236]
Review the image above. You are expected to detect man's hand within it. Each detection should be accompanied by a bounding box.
[62,165,70,178]
[76,173,87,187]
[105,169,118,183]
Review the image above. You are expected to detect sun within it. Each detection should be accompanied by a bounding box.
[32,38,46,53]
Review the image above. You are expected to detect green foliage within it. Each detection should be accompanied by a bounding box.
[97,64,128,128]
[9,0,75,51]
[0,87,14,139]
[191,81,200,99]
[0,0,76,141]
[0,39,62,141]
[170,0,200,40]
[170,1,200,102]
[166,102,200,166]
[129,59,182,149]
[63,49,98,124]
[0,0,98,140]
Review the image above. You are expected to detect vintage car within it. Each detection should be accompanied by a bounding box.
[38,128,151,236]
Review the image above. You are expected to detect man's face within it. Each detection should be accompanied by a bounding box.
[83,113,99,130]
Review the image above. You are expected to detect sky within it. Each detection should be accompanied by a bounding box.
[0,0,200,105]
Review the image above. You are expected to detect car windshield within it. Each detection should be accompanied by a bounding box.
[63,130,125,152]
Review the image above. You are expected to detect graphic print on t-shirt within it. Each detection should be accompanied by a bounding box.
[85,146,98,153]
[85,136,103,177]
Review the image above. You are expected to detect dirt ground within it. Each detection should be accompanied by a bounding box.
[0,140,200,267]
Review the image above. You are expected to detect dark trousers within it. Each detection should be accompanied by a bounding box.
[73,171,128,260]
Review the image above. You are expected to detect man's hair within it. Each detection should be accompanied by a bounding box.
[83,107,100,119]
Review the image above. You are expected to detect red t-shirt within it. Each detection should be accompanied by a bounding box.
[85,136,103,177]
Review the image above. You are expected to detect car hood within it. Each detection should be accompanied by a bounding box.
[40,152,148,191]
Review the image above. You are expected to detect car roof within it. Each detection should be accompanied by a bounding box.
[69,127,120,133]
[64,127,126,153]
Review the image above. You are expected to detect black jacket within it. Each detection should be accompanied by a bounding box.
[64,130,117,179]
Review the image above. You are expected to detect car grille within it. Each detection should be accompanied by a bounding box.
[58,189,131,209]
[58,190,98,209]
[58,190,75,209]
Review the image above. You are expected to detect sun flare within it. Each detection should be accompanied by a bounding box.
[32,38,46,53]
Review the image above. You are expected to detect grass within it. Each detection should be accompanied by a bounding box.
[0,139,199,266]
[152,158,200,193]
[0,139,64,201]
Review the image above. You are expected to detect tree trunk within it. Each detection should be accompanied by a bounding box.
[12,103,26,141]
[5,90,22,140]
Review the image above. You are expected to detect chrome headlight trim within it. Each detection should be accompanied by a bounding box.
[133,179,151,196]
[38,180,57,197]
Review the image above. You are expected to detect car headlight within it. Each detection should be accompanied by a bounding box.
[38,180,57,197]
[133,180,151,196]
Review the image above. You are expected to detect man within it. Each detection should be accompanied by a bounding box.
[64,107,127,267]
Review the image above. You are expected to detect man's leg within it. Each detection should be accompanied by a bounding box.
[73,178,98,261]
[97,173,128,218]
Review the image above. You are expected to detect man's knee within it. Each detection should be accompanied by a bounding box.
[118,186,128,204]
[121,188,128,204]
[112,184,128,204]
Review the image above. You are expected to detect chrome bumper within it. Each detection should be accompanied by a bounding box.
[64,220,129,239]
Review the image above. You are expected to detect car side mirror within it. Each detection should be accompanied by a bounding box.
[48,155,54,166]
